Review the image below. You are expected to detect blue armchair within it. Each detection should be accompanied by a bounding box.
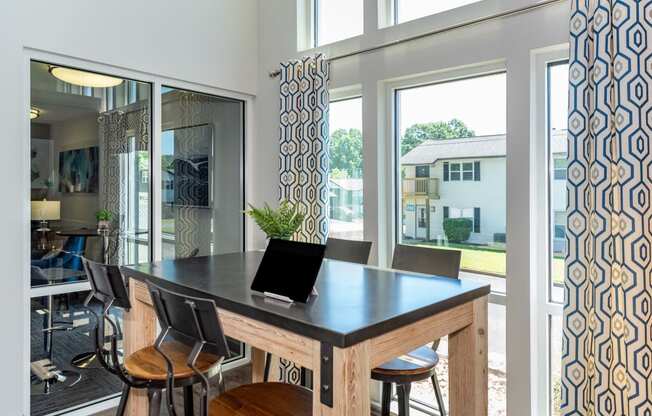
[31,235,87,271]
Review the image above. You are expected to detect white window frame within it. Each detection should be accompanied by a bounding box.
[298,0,364,49]
[377,0,560,29]
[385,61,507,293]
[448,160,477,181]
[531,45,569,416]
[385,61,507,414]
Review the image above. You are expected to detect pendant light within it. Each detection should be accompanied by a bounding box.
[49,66,123,88]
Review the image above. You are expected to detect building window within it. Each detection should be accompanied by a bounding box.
[446,160,480,181]
[553,211,565,239]
[329,96,363,240]
[415,165,429,177]
[462,162,474,180]
[553,157,567,180]
[450,162,461,180]
[314,0,363,46]
[390,0,483,25]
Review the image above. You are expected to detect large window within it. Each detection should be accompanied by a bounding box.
[160,87,245,365]
[394,71,506,415]
[329,97,363,240]
[393,0,483,24]
[396,73,506,278]
[546,60,568,416]
[314,0,363,46]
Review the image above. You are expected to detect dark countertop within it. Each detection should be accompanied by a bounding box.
[123,251,490,348]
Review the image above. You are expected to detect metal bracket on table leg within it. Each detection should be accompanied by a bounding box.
[320,341,333,407]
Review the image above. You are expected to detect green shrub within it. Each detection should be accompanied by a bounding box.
[443,218,472,243]
[494,233,506,243]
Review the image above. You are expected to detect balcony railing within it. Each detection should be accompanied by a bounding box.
[402,178,440,199]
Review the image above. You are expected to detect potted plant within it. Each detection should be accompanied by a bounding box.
[244,200,305,240]
[96,209,113,231]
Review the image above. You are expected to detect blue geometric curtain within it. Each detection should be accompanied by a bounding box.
[562,1,652,415]
[275,54,329,385]
[279,54,330,243]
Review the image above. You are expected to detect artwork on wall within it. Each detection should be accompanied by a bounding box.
[31,138,53,190]
[59,146,99,193]
[161,125,213,208]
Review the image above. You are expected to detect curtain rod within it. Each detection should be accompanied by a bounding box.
[269,0,566,78]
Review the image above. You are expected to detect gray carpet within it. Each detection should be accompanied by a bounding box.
[30,297,123,416]
[30,295,244,416]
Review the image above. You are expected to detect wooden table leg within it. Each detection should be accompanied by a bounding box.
[312,340,370,416]
[251,346,266,383]
[124,278,158,416]
[449,296,488,416]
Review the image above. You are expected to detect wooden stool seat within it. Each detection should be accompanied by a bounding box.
[124,340,221,381]
[371,345,439,382]
[209,382,312,416]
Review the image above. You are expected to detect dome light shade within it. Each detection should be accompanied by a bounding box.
[49,66,124,88]
[30,107,40,120]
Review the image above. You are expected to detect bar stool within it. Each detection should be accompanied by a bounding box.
[82,258,225,416]
[146,279,312,416]
[372,244,462,416]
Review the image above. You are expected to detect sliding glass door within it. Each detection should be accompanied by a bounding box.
[160,86,245,360]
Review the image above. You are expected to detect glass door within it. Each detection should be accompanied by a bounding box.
[160,86,245,361]
[29,60,152,415]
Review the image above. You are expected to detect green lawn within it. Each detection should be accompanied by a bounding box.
[162,218,175,235]
[413,241,566,284]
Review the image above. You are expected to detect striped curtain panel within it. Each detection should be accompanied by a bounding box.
[279,54,330,243]
[562,1,652,415]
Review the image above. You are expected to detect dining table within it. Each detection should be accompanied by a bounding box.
[121,251,490,415]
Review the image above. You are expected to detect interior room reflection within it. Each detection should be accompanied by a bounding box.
[29,62,244,415]
[29,60,152,415]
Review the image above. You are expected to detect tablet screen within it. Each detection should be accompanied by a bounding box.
[251,239,326,303]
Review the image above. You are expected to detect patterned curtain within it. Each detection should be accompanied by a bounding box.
[562,1,652,415]
[172,92,214,258]
[279,54,330,243]
[99,108,149,264]
[275,54,329,385]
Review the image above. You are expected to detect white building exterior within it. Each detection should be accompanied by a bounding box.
[401,131,567,252]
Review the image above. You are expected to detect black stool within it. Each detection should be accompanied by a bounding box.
[82,257,225,415]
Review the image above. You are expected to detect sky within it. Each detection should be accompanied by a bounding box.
[329,66,570,138]
[398,73,506,137]
[330,98,363,131]
[318,0,486,46]
[397,0,482,23]
[549,63,569,131]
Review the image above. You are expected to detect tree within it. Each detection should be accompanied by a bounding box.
[401,119,475,156]
[329,128,362,178]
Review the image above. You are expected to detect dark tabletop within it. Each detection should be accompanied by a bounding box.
[123,251,490,348]
[56,228,103,237]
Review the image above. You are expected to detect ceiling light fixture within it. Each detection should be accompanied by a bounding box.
[30,107,40,120]
[48,66,124,88]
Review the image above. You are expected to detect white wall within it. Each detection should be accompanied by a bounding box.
[255,0,569,414]
[0,1,257,413]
